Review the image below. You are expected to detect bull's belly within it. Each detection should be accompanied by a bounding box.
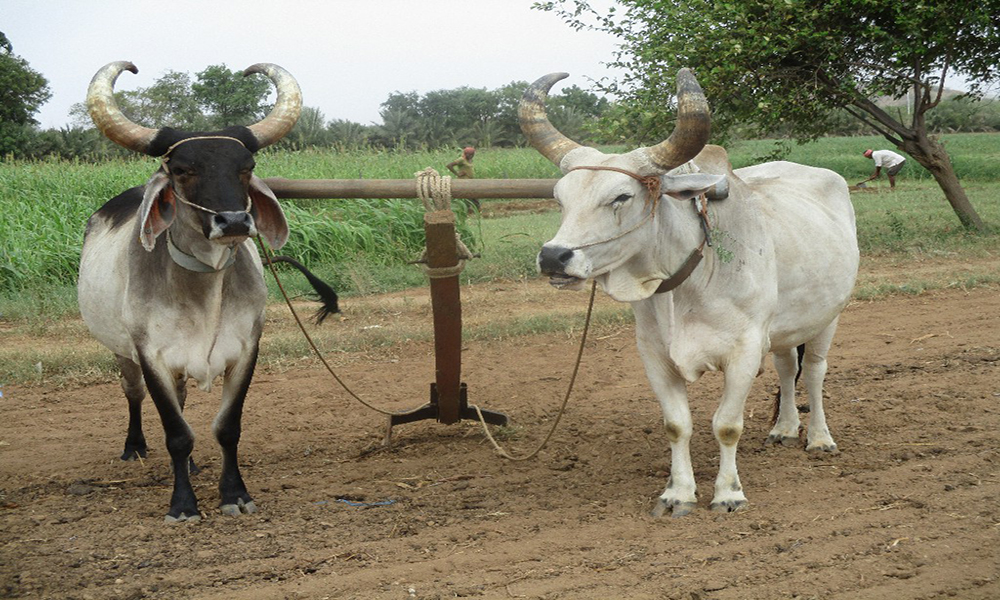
[158,333,255,391]
[767,304,845,352]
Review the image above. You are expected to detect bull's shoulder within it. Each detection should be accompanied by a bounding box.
[85,186,142,238]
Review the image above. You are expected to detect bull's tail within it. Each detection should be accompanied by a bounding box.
[268,256,340,324]
[770,344,806,428]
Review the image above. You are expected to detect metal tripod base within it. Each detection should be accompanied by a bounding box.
[384,383,508,446]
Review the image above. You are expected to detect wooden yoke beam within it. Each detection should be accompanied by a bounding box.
[264,178,557,200]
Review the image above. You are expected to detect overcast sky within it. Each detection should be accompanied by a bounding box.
[4,0,623,130]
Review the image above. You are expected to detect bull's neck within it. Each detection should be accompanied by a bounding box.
[654,196,713,287]
[167,223,238,273]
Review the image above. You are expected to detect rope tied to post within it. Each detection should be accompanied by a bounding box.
[414,167,475,278]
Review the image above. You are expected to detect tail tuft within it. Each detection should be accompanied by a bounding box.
[269,256,340,324]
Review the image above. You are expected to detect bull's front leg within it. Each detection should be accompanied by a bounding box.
[710,344,764,513]
[633,301,697,517]
[213,343,259,517]
[137,354,200,523]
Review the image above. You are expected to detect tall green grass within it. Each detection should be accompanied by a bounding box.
[2,134,997,318]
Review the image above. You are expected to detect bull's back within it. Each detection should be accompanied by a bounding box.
[78,189,143,358]
[735,162,859,347]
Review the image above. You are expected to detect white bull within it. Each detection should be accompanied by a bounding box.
[521,70,859,516]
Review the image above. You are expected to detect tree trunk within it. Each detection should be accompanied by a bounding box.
[898,134,988,233]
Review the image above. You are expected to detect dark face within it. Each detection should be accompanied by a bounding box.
[165,138,258,242]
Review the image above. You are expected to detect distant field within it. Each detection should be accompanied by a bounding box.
[1,133,997,319]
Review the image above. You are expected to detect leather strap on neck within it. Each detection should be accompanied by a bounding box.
[654,246,703,293]
[654,195,711,294]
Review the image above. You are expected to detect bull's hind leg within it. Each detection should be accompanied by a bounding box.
[767,346,802,446]
[802,318,840,452]
[115,355,148,461]
[214,343,259,517]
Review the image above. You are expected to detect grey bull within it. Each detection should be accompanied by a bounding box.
[78,61,337,522]
[520,70,859,516]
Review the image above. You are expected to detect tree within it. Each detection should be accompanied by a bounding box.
[192,65,271,128]
[284,106,330,148]
[0,32,51,155]
[540,0,999,232]
[120,70,206,129]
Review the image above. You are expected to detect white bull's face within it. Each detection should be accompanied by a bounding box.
[538,167,656,291]
[538,152,725,299]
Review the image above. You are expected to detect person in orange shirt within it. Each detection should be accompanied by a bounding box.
[447,146,479,212]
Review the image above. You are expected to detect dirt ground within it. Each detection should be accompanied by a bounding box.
[2,278,999,599]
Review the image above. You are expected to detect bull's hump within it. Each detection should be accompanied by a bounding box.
[91,186,143,231]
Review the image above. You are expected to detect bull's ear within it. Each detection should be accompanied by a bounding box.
[660,173,728,202]
[249,175,289,250]
[138,171,176,251]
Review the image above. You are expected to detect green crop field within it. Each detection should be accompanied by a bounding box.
[1,133,998,323]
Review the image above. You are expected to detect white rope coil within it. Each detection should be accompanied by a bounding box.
[416,167,453,211]
[414,167,473,278]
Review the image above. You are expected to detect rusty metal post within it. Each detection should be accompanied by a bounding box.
[264,175,525,438]
[424,210,463,424]
[384,207,508,439]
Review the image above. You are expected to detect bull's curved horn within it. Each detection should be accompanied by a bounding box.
[243,63,302,149]
[645,68,711,172]
[87,61,160,155]
[519,72,583,169]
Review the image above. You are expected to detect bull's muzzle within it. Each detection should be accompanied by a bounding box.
[538,245,584,289]
[210,211,257,240]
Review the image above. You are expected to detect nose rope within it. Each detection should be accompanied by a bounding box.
[171,187,253,215]
[562,166,662,251]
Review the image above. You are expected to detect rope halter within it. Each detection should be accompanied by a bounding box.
[561,165,712,294]
[563,165,663,251]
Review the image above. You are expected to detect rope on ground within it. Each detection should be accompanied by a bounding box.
[472,280,597,461]
[256,235,402,417]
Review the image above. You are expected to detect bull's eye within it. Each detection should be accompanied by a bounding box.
[172,166,192,177]
[610,193,632,208]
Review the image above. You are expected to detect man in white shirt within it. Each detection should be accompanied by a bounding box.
[862,148,907,190]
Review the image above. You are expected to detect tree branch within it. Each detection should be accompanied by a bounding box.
[843,105,904,145]
[927,53,951,110]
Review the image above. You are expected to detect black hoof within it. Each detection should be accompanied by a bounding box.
[121,446,148,461]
